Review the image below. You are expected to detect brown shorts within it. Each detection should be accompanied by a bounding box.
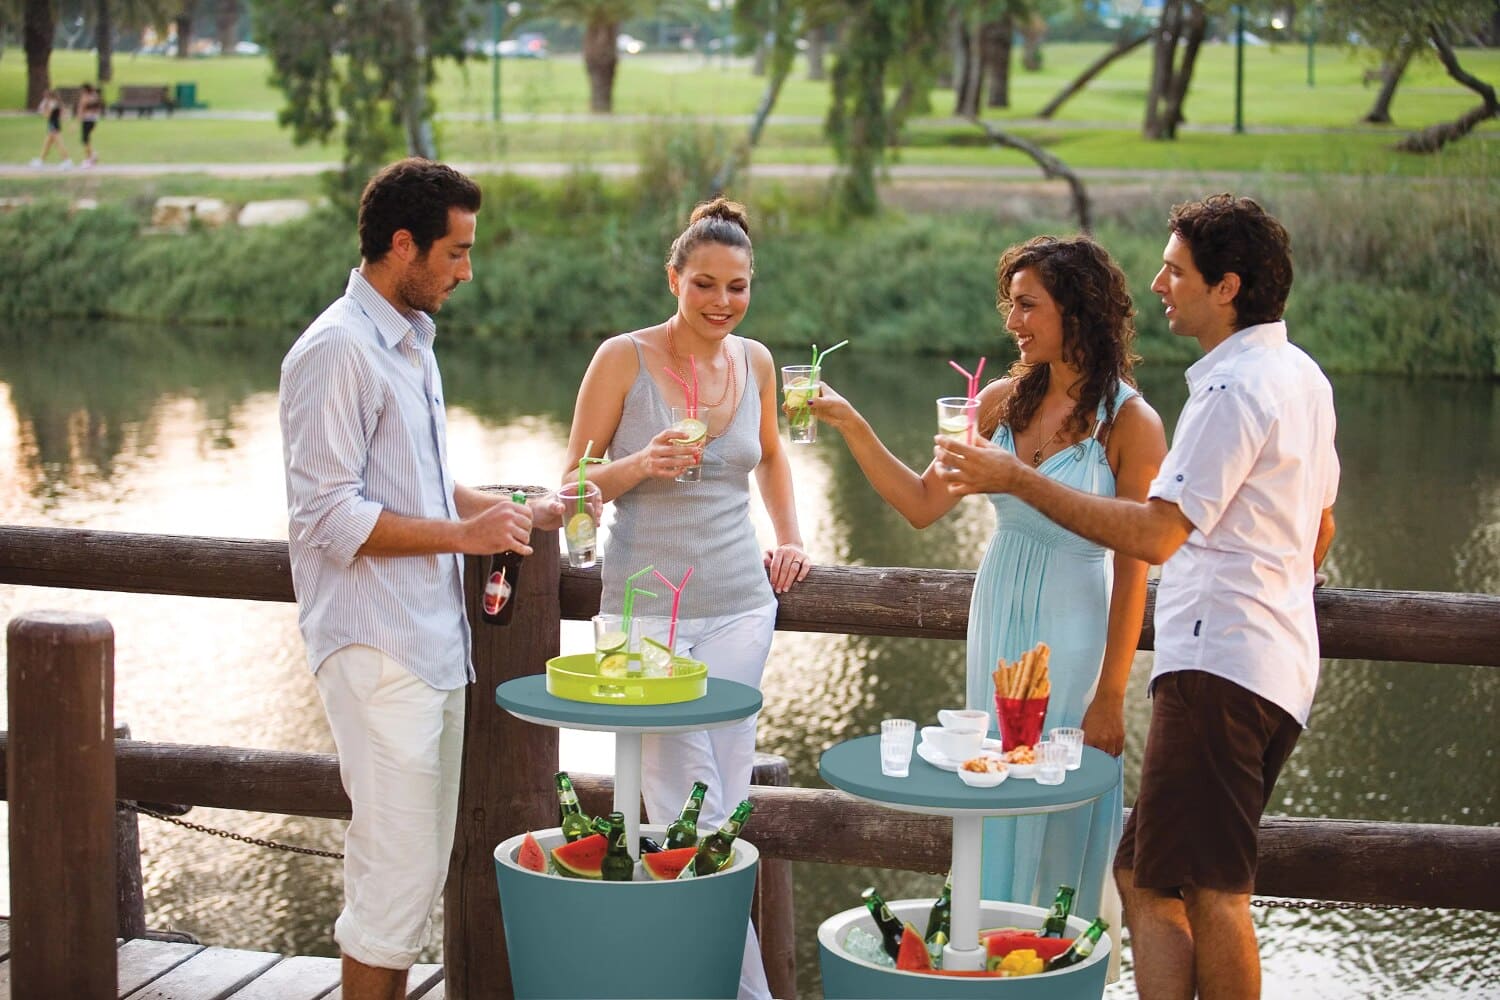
[1115,669,1301,893]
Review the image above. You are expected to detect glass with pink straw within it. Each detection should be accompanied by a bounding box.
[637,567,694,678]
[664,357,710,483]
[937,357,985,470]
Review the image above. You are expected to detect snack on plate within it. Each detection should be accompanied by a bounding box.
[962,755,1008,774]
[992,642,1052,700]
[1005,745,1036,766]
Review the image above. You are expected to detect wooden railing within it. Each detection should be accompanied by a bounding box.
[3,523,1499,999]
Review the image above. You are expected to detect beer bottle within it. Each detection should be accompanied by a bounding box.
[1045,917,1108,970]
[860,886,906,961]
[639,836,665,855]
[1040,884,1076,937]
[481,491,528,626]
[663,781,709,851]
[554,771,593,843]
[688,799,753,876]
[601,812,635,882]
[924,872,952,947]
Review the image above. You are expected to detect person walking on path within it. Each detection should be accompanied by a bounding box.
[563,198,811,1000]
[935,193,1339,1000]
[77,83,104,167]
[32,89,71,168]
[280,157,565,1000]
[809,235,1166,927]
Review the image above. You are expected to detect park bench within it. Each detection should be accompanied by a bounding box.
[111,84,174,117]
[54,86,81,109]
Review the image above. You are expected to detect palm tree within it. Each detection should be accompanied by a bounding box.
[536,0,636,112]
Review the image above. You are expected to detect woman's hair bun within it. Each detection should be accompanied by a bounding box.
[689,197,750,238]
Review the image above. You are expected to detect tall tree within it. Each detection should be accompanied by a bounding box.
[259,0,472,192]
[1328,0,1496,148]
[173,6,191,57]
[536,0,633,112]
[711,0,799,193]
[23,0,51,107]
[1362,42,1417,124]
[1143,0,1208,140]
[214,0,238,53]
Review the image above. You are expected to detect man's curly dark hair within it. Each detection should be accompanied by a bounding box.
[1168,193,1293,329]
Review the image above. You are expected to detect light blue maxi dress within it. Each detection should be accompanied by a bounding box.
[965,384,1133,920]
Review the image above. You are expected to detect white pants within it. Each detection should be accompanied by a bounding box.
[316,644,466,970]
[639,602,777,1000]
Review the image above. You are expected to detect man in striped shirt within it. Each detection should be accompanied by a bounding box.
[280,158,563,1000]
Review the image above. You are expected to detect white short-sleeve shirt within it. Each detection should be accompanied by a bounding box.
[1148,321,1339,725]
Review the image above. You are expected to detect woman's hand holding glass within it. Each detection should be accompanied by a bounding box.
[803,381,863,435]
[639,424,704,481]
[764,542,812,594]
[933,433,1025,496]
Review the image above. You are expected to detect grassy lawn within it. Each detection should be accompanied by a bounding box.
[2,44,1495,181]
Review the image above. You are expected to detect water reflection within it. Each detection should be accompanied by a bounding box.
[0,322,1497,995]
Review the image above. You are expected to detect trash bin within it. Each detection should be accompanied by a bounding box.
[819,898,1111,999]
[495,824,759,999]
[173,82,199,109]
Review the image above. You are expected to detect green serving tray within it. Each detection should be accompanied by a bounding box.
[545,653,708,705]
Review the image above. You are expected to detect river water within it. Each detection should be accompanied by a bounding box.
[0,323,1496,998]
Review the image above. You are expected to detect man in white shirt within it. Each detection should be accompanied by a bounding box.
[281,158,565,1000]
[935,194,1338,1000]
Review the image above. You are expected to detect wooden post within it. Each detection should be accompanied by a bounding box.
[444,490,561,1000]
[751,753,798,1000]
[7,611,117,999]
[114,722,148,940]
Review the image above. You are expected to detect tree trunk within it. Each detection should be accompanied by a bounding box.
[1144,0,1182,139]
[966,113,1092,234]
[1038,27,1149,119]
[983,14,1012,109]
[1159,2,1206,138]
[1363,43,1415,125]
[953,11,983,117]
[1020,13,1044,72]
[95,0,112,82]
[174,12,192,58]
[1144,0,1204,141]
[752,38,767,76]
[393,0,435,158]
[217,0,240,55]
[1395,25,1499,153]
[582,18,619,113]
[23,0,52,109]
[806,23,826,81]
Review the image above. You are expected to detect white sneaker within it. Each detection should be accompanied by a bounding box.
[82,157,96,168]
[29,158,42,168]
[59,158,73,169]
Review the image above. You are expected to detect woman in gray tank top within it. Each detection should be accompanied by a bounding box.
[563,199,810,1000]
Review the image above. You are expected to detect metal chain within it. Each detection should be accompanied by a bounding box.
[127,803,344,860]
[1252,897,1432,913]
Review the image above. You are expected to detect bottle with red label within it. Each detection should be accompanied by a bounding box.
[481,491,527,626]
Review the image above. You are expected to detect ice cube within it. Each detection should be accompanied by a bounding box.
[842,926,896,967]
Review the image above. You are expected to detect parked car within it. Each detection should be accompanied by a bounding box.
[498,32,548,58]
[617,33,644,54]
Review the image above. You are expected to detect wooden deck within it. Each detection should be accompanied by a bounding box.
[0,920,445,999]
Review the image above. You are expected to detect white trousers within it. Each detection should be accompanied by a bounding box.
[316,644,466,970]
[639,602,777,1000]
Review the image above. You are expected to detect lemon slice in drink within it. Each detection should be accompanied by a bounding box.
[670,418,708,445]
[596,630,628,653]
[783,377,817,408]
[640,637,673,677]
[597,652,629,678]
[938,416,970,436]
[566,511,595,548]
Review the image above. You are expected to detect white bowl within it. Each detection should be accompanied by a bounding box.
[921,724,985,761]
[938,708,990,731]
[956,762,1009,787]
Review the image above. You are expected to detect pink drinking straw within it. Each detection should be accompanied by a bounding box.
[652,567,694,649]
[664,365,692,407]
[689,355,700,418]
[948,357,987,444]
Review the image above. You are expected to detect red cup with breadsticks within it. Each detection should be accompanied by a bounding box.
[993,642,1052,753]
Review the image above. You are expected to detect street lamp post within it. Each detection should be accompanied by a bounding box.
[1233,5,1246,135]
[1307,3,1318,87]
[492,1,522,123]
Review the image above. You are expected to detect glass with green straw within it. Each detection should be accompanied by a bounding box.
[562,440,605,568]
[782,340,849,445]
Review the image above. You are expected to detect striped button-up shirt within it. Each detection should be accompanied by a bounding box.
[280,269,471,689]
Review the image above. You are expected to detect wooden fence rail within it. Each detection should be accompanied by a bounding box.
[4,522,1500,999]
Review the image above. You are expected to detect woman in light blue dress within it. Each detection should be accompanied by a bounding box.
[811,236,1165,921]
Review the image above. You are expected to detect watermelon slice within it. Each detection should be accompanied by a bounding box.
[516,832,547,873]
[895,925,933,973]
[640,846,698,881]
[551,832,607,879]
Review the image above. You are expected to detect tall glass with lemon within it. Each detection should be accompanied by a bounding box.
[668,405,711,483]
[781,364,821,444]
[558,479,601,569]
[936,396,980,471]
[592,613,634,678]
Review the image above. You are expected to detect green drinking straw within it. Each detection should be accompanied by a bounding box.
[810,339,849,380]
[576,440,606,515]
[621,565,657,630]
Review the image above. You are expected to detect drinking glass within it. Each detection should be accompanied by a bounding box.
[558,480,601,569]
[936,396,979,470]
[781,365,820,444]
[668,406,712,483]
[1049,726,1085,770]
[633,615,674,678]
[1035,740,1068,785]
[592,613,636,678]
[879,718,916,777]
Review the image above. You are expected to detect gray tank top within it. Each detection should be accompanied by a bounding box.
[602,336,775,620]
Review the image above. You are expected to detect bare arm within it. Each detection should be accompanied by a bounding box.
[806,379,999,529]
[455,482,564,532]
[1314,506,1336,570]
[563,334,702,501]
[1079,398,1168,756]
[750,341,809,594]
[358,501,535,558]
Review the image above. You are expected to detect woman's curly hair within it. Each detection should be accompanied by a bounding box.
[987,235,1139,441]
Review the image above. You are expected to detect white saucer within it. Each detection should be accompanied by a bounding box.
[916,737,1006,772]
